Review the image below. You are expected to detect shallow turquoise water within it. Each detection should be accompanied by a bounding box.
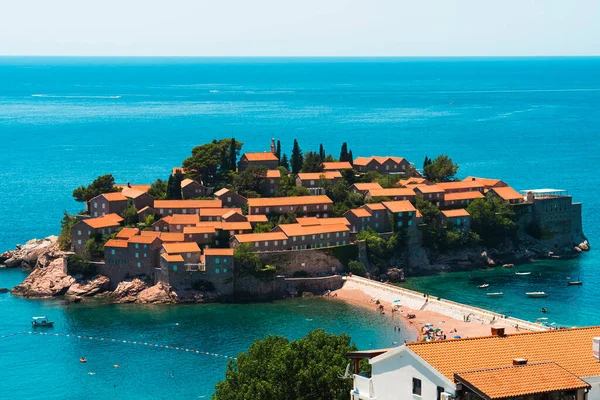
[0,269,409,399]
[1,57,600,396]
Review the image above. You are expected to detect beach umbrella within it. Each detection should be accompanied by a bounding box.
[425,323,433,327]
[454,336,461,339]
[393,300,401,303]
[434,328,441,332]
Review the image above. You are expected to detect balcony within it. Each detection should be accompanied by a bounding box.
[184,263,206,272]
[352,375,376,400]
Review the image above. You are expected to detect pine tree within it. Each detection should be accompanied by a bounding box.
[276,140,281,164]
[319,144,326,161]
[229,138,237,172]
[340,142,348,162]
[291,139,303,174]
[280,154,290,170]
[348,150,354,165]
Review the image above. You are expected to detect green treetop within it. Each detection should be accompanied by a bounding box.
[301,151,324,173]
[72,174,118,203]
[423,154,459,183]
[290,139,303,174]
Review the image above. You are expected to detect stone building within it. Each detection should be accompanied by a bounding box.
[180,178,212,199]
[71,213,124,255]
[237,152,279,172]
[88,192,128,217]
[247,195,333,217]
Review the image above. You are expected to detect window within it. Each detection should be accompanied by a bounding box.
[173,265,178,271]
[109,258,113,264]
[94,203,98,209]
[283,240,287,245]
[215,268,220,274]
[412,378,422,396]
[437,386,445,399]
[135,243,139,249]
[223,258,228,263]
[77,240,82,245]
[135,253,139,258]
[215,258,220,264]
[102,203,105,209]
[266,207,270,213]
[324,205,328,210]
[137,262,141,268]
[223,268,227,273]
[408,220,412,226]
[303,206,307,211]
[264,241,268,247]
[77,230,82,236]
[293,237,296,242]
[255,242,259,247]
[111,249,115,255]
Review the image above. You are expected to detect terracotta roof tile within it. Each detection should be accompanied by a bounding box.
[362,203,386,211]
[183,226,216,234]
[115,184,151,192]
[444,191,485,201]
[115,227,140,239]
[323,161,353,170]
[455,362,590,400]
[232,232,288,243]
[98,192,127,202]
[344,208,372,218]
[266,170,281,178]
[276,223,350,237]
[104,239,128,248]
[159,232,185,242]
[201,208,241,217]
[139,231,161,238]
[137,206,153,214]
[162,242,201,254]
[490,186,523,201]
[128,235,159,244]
[246,215,268,223]
[398,177,428,186]
[83,214,124,229]
[463,176,507,188]
[297,171,342,181]
[121,187,148,199]
[247,195,333,208]
[351,182,383,191]
[222,221,252,231]
[242,152,278,162]
[161,253,184,263]
[382,200,416,213]
[413,185,445,194]
[368,188,415,198]
[406,326,600,380]
[169,214,200,225]
[203,248,234,256]
[154,199,222,209]
[437,181,485,191]
[296,217,350,226]
[213,188,231,197]
[442,209,470,218]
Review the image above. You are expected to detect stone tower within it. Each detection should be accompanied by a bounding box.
[270,138,276,154]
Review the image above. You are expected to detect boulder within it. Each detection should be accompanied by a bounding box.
[578,241,590,251]
[112,278,149,303]
[1,236,59,268]
[65,276,110,298]
[502,264,515,269]
[0,288,9,293]
[11,257,75,298]
[136,281,178,304]
[386,268,405,283]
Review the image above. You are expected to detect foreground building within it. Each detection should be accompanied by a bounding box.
[350,326,600,400]
[247,195,333,217]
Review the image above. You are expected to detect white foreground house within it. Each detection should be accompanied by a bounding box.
[350,326,600,400]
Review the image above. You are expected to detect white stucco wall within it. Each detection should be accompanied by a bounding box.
[369,348,455,400]
[583,376,600,400]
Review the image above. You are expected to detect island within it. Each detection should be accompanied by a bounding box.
[1,137,589,307]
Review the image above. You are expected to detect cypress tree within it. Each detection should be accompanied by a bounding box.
[348,150,354,165]
[229,138,237,172]
[291,139,303,174]
[280,154,290,171]
[276,140,281,164]
[340,142,348,162]
[319,144,326,161]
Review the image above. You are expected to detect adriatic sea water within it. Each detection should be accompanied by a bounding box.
[1,57,599,397]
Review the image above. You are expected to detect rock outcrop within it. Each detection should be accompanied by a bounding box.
[65,276,111,298]
[112,279,149,303]
[11,257,75,298]
[136,282,178,304]
[1,236,59,269]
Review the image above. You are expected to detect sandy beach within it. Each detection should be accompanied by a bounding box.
[328,286,522,342]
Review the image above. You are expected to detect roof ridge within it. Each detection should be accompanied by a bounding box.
[455,361,555,375]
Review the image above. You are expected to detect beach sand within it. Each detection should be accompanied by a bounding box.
[328,286,522,341]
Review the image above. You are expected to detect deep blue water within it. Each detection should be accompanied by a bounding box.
[1,57,600,396]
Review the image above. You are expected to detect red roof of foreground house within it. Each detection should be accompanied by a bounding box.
[121,187,148,199]
[242,152,278,162]
[247,195,333,208]
[183,226,216,234]
[397,177,428,186]
[463,176,507,188]
[161,253,184,263]
[296,217,350,226]
[97,192,127,202]
[382,200,417,213]
[297,171,342,181]
[413,185,445,194]
[323,161,353,171]
[442,209,470,218]
[222,222,252,231]
[104,239,128,248]
[128,235,160,245]
[154,199,222,209]
[180,178,199,188]
[266,170,281,178]
[353,156,406,166]
[490,186,523,201]
[159,232,185,242]
[83,214,124,229]
[362,203,386,211]
[437,181,485,191]
[116,184,151,192]
[169,214,200,225]
[246,215,268,223]
[203,248,234,256]
[276,223,350,237]
[445,191,485,201]
[200,208,242,217]
[162,242,201,254]
[344,208,372,218]
[232,232,288,243]
[351,182,383,191]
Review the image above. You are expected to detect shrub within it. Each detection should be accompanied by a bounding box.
[57,211,77,250]
[348,260,366,277]
[66,254,97,278]
[192,280,215,291]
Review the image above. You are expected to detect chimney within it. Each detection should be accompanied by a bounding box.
[593,337,600,360]
[491,327,505,337]
[512,358,527,366]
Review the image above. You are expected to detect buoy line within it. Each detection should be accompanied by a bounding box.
[1,331,237,361]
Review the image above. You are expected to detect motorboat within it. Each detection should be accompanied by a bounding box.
[31,316,54,327]
[568,281,583,286]
[526,292,549,298]
[515,272,531,276]
[478,284,489,289]
[487,292,504,297]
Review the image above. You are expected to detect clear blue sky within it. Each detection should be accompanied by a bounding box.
[1,0,599,56]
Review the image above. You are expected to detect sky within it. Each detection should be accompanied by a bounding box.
[1,0,599,56]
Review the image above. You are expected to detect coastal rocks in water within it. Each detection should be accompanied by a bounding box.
[65,276,110,298]
[0,288,9,293]
[11,257,75,298]
[1,236,59,269]
[136,281,178,304]
[502,264,515,269]
[577,240,590,251]
[112,278,149,303]
[386,268,405,283]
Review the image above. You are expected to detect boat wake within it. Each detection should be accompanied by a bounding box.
[31,94,122,99]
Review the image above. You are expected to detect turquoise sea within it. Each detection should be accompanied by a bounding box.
[1,57,600,396]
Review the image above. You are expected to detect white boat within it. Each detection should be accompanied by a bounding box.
[32,316,54,327]
[515,272,531,275]
[487,292,504,297]
[478,284,489,289]
[526,292,548,298]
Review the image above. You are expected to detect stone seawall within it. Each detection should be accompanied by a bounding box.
[258,249,346,276]
[234,275,344,300]
[343,276,546,332]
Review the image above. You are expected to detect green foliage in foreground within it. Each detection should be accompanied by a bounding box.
[213,329,361,400]
[348,260,367,277]
[66,254,97,279]
[423,154,459,183]
[467,197,517,247]
[72,174,118,203]
[356,229,405,269]
[57,211,77,250]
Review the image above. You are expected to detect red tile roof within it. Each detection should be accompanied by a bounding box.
[200,208,242,217]
[161,253,184,263]
[154,199,222,209]
[82,214,124,229]
[232,232,288,243]
[323,161,353,171]
[159,232,185,242]
[367,188,416,198]
[242,152,278,162]
[463,176,507,188]
[296,217,350,226]
[247,195,333,208]
[344,208,372,218]
[490,186,524,201]
[246,215,268,223]
[442,209,470,218]
[382,200,417,213]
[162,242,201,254]
[116,227,140,239]
[222,221,252,231]
[115,184,151,192]
[413,185,445,194]
[180,178,198,188]
[266,170,281,178]
[351,182,383,191]
[276,223,350,237]
[104,239,128,248]
[297,171,342,181]
[121,187,147,199]
[444,191,485,201]
[203,248,234,256]
[183,226,216,234]
[128,235,159,244]
[169,214,200,225]
[437,181,485,191]
[98,192,127,202]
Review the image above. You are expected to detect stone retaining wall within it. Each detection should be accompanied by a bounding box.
[344,276,546,332]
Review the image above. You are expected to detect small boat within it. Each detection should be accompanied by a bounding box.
[31,316,54,327]
[568,281,583,286]
[80,357,87,363]
[541,308,548,313]
[478,284,489,289]
[487,292,504,297]
[526,292,549,298]
[515,272,531,276]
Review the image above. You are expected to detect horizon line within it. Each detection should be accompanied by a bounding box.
[1,55,600,58]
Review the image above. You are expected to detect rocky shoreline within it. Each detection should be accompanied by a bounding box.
[2,237,211,304]
[1,235,591,303]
